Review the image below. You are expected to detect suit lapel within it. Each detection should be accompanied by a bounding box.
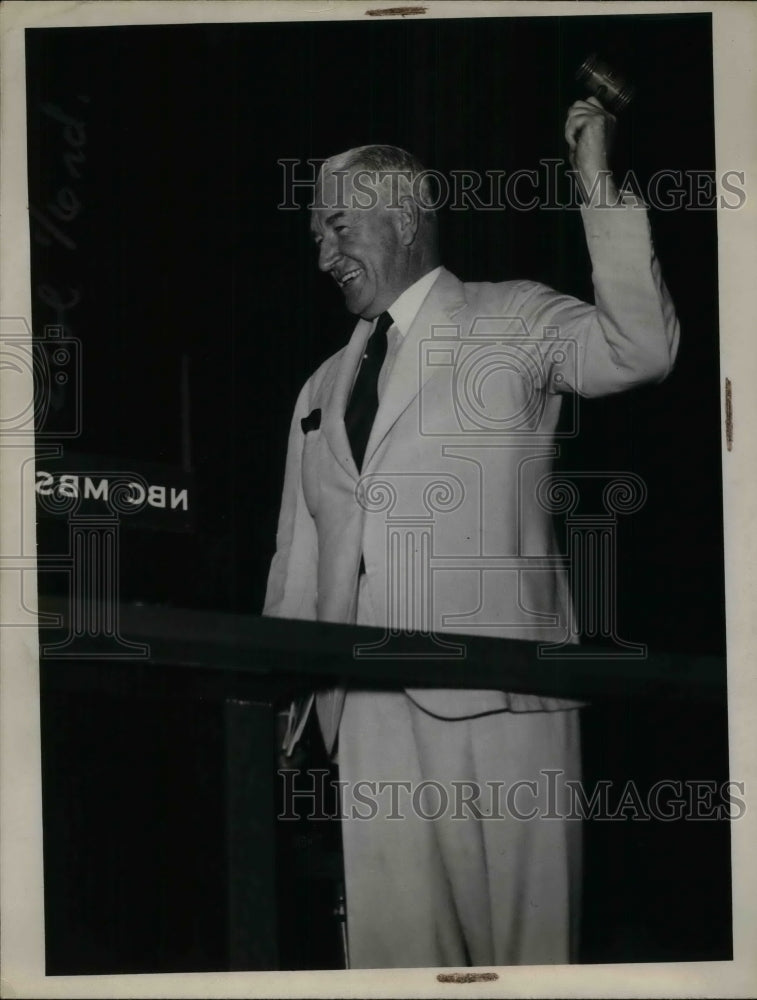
[362,268,467,470]
[322,316,372,480]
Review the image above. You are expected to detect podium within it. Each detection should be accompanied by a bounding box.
[38,600,728,974]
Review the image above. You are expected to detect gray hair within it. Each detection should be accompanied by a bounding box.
[326,144,437,213]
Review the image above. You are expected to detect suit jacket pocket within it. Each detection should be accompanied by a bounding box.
[301,428,322,518]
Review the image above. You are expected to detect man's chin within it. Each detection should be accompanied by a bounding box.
[342,287,371,317]
[340,278,384,319]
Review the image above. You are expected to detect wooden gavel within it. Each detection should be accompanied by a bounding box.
[576,53,635,113]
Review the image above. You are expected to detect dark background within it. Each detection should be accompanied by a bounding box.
[26,12,730,973]
[27,13,724,655]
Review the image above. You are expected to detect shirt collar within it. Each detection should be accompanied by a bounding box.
[379,266,442,338]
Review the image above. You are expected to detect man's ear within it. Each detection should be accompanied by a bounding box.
[396,195,420,246]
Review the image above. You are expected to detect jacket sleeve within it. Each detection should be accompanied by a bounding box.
[513,194,680,397]
[262,378,318,620]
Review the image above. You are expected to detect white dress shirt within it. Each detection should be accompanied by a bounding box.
[375,266,442,399]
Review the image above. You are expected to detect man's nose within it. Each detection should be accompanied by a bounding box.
[318,234,340,272]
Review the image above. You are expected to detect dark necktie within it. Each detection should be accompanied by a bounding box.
[344,310,392,472]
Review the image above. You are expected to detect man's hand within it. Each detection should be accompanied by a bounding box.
[565,96,619,206]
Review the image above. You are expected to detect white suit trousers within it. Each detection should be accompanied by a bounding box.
[338,690,582,969]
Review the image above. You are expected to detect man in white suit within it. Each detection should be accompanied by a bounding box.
[265,98,679,968]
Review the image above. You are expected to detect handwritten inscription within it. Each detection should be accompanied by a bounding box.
[32,97,89,425]
[32,98,89,251]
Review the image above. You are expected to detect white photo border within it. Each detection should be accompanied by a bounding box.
[1,2,755,997]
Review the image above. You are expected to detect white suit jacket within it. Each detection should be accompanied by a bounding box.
[264,198,680,751]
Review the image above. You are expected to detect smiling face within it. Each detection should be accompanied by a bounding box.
[310,165,412,319]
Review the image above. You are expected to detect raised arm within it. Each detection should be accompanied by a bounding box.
[513,97,679,397]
